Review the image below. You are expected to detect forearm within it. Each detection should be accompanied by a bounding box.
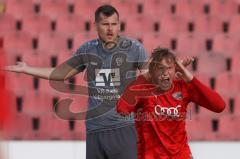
[188,77,226,113]
[23,67,63,81]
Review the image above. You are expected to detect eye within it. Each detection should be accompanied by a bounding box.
[157,66,165,71]
[101,23,109,26]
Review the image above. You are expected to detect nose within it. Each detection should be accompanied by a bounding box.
[108,24,113,31]
[162,68,170,76]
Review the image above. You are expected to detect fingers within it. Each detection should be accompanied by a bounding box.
[175,59,193,82]
[181,57,194,67]
[175,59,186,72]
[3,65,16,72]
[3,64,22,72]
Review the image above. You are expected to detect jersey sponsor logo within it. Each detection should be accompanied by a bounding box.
[95,68,120,86]
[154,104,181,118]
[172,92,183,100]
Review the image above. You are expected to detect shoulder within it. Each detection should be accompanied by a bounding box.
[172,79,190,94]
[119,36,143,50]
[75,39,99,53]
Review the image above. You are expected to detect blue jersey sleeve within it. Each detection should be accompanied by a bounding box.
[66,43,88,72]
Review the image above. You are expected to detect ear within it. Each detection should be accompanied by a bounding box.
[94,22,98,31]
[118,21,121,31]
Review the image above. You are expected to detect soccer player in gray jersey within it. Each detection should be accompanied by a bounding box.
[5,5,147,159]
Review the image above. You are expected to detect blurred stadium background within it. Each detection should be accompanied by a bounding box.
[0,0,240,158]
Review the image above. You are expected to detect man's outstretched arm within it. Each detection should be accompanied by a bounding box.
[4,61,79,81]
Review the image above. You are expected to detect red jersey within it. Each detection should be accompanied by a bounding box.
[117,75,225,159]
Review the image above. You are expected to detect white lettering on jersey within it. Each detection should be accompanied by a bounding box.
[154,105,181,118]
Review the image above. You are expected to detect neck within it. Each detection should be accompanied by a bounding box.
[100,36,119,50]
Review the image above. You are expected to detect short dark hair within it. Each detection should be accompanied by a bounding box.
[149,47,176,74]
[95,5,119,23]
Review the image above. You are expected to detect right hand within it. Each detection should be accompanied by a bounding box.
[3,62,27,73]
[181,57,194,67]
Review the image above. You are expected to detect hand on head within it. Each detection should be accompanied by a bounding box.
[175,58,194,83]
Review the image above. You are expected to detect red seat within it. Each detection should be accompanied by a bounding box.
[217,115,237,140]
[215,72,240,97]
[23,91,52,116]
[176,33,207,57]
[235,116,240,140]
[39,113,70,140]
[41,0,69,19]
[22,14,52,36]
[39,33,68,53]
[71,120,86,140]
[212,34,239,57]
[186,116,217,140]
[73,32,96,51]
[74,0,101,20]
[229,15,240,36]
[197,51,227,77]
[5,0,35,19]
[142,33,172,54]
[124,15,155,34]
[22,50,42,66]
[4,49,22,66]
[234,94,240,116]
[110,0,136,19]
[5,72,34,94]
[57,50,73,64]
[208,0,238,19]
[159,14,186,36]
[231,53,240,74]
[3,113,33,140]
[56,14,85,37]
[3,31,34,52]
[23,50,60,67]
[140,0,171,18]
[0,14,16,36]
[175,0,203,18]
[194,15,225,36]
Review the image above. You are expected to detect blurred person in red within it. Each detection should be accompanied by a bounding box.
[0,50,8,159]
[117,47,226,159]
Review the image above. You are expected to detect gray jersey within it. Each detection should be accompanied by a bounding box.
[67,35,148,133]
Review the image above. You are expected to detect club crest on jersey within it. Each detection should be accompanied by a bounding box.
[172,92,183,100]
[120,40,132,49]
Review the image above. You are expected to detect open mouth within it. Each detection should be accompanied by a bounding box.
[107,33,113,38]
[161,78,171,87]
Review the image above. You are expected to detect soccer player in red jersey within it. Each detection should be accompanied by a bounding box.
[117,47,226,159]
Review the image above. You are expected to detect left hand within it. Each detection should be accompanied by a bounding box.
[175,59,194,83]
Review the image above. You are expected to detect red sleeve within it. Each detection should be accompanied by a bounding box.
[186,77,226,113]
